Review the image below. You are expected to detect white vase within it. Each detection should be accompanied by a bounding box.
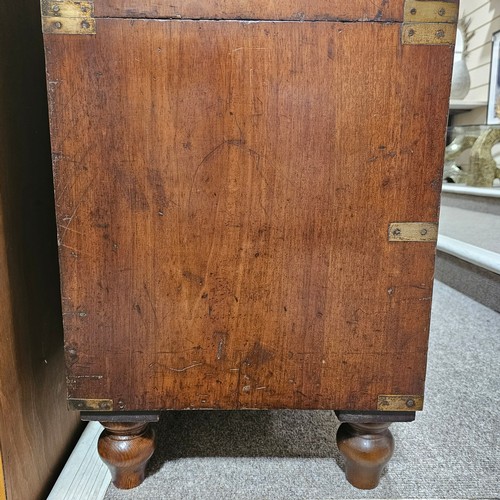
[450,58,471,100]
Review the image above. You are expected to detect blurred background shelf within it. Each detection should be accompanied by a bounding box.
[449,100,488,115]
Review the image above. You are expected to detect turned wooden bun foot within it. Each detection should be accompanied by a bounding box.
[98,421,155,489]
[336,422,394,490]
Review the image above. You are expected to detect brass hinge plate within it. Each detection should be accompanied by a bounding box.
[378,395,424,411]
[404,0,458,24]
[403,22,457,45]
[402,0,457,45]
[41,0,95,34]
[68,398,113,411]
[388,222,438,242]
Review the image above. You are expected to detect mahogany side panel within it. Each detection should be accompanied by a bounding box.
[44,19,453,411]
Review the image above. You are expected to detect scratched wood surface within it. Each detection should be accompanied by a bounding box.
[94,0,404,21]
[44,19,453,411]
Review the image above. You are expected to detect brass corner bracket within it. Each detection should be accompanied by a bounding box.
[41,0,95,35]
[388,222,438,242]
[378,395,424,411]
[402,0,458,45]
[68,398,113,411]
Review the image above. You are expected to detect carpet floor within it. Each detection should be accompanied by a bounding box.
[104,281,500,499]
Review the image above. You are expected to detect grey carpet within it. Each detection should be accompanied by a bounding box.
[104,281,500,499]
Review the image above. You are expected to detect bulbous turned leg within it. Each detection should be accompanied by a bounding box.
[336,422,394,490]
[98,421,155,489]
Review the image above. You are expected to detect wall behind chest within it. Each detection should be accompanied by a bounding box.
[453,0,500,125]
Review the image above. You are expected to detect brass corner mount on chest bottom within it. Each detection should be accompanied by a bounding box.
[68,398,113,411]
[41,0,95,34]
[378,395,424,411]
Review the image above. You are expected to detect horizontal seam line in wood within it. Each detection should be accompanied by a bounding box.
[91,16,404,24]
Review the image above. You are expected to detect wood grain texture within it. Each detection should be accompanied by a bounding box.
[94,0,404,21]
[44,19,453,411]
[0,0,82,497]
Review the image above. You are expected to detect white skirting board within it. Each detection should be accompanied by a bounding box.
[47,422,111,500]
[437,235,500,275]
[441,184,500,198]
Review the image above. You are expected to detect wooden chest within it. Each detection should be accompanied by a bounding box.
[42,0,457,490]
